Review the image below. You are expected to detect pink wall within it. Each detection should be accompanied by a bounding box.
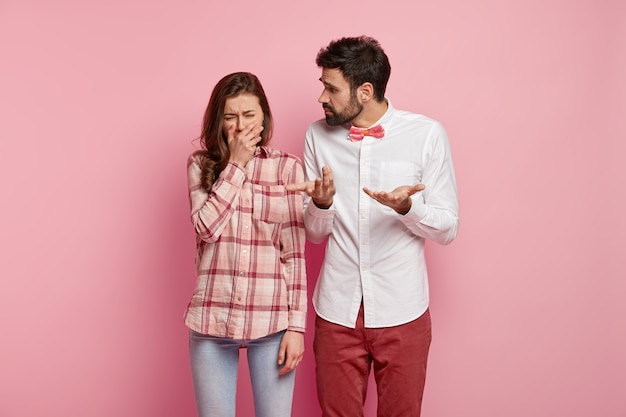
[1,0,624,416]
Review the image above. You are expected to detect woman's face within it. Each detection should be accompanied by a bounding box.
[222,93,264,137]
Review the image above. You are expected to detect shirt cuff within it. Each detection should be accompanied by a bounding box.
[221,161,246,185]
[400,198,428,224]
[306,201,336,218]
[288,309,307,333]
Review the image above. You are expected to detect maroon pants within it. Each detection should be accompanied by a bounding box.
[314,306,432,417]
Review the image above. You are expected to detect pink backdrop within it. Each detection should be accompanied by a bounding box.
[1,0,625,416]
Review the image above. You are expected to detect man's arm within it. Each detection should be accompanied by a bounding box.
[364,122,459,245]
[285,165,336,244]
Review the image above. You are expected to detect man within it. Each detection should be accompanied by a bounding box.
[287,36,459,417]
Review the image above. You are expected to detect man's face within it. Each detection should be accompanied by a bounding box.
[318,68,362,126]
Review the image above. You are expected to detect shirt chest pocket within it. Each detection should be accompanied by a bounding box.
[380,161,421,190]
[252,184,285,224]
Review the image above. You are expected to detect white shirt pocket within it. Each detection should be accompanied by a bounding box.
[380,161,421,191]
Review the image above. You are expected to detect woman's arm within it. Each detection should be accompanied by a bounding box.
[187,153,246,243]
[280,157,308,333]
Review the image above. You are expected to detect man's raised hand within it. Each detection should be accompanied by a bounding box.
[285,165,336,209]
[363,184,425,215]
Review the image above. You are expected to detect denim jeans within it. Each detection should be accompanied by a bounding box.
[189,330,295,417]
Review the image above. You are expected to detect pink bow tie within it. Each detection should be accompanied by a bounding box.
[348,125,385,141]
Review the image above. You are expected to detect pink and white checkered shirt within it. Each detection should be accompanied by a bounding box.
[184,147,307,340]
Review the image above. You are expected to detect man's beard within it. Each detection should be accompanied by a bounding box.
[323,93,363,126]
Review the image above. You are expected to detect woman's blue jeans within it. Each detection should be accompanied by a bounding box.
[189,330,295,417]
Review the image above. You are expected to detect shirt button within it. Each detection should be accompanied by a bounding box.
[239,271,244,276]
[238,297,242,301]
[243,249,247,254]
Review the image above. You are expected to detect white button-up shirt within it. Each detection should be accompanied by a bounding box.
[303,100,459,328]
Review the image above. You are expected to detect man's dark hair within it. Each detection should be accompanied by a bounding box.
[316,35,391,102]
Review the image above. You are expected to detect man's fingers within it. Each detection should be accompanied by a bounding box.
[285,182,313,193]
[285,167,336,204]
[285,183,302,192]
[362,187,377,199]
[364,184,425,198]
[363,187,387,200]
[321,165,334,187]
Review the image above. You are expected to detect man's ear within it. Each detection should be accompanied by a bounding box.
[358,82,374,102]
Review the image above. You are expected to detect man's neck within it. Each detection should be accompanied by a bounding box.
[351,99,388,128]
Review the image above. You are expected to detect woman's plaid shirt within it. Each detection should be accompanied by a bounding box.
[184,147,307,340]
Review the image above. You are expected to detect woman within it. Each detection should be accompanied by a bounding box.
[185,72,307,417]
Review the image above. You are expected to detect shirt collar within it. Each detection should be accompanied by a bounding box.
[374,98,393,131]
[256,145,270,158]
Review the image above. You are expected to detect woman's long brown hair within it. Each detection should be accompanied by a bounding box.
[197,72,273,191]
